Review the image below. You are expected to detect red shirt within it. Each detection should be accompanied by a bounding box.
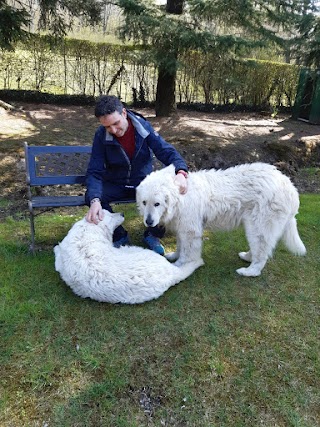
[117,119,135,160]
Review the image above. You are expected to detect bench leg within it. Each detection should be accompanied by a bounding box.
[29,209,36,254]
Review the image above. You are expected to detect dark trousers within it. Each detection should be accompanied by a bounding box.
[85,183,165,242]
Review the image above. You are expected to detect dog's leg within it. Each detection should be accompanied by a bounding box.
[165,235,181,262]
[238,220,283,276]
[238,250,252,262]
[173,230,203,267]
[236,222,272,276]
[236,259,267,277]
[165,252,179,262]
[175,258,205,281]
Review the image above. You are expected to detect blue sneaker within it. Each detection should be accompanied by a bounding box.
[144,233,165,255]
[113,235,130,248]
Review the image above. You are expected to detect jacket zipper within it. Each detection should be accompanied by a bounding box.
[119,146,133,187]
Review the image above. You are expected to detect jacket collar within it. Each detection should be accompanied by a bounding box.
[105,110,149,141]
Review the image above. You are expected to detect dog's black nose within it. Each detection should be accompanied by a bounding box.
[120,212,124,217]
[146,214,154,227]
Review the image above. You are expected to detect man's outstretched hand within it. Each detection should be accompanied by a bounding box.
[85,200,104,224]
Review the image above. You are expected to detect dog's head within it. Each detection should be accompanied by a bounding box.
[99,210,124,238]
[136,165,180,227]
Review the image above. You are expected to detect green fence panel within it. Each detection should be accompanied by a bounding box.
[309,70,320,124]
[293,68,320,124]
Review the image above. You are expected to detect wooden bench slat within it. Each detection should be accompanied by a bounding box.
[30,196,136,208]
[30,195,87,208]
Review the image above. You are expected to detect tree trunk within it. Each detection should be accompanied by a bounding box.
[154,0,184,117]
[166,0,184,14]
[155,66,177,117]
[0,100,16,110]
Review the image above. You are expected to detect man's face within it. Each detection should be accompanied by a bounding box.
[99,108,128,137]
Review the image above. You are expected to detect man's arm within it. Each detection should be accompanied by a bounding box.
[144,121,189,194]
[85,127,106,223]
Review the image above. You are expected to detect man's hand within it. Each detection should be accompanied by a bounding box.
[85,199,104,224]
[174,171,188,195]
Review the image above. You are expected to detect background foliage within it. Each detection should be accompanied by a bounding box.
[1,0,319,115]
[0,35,300,109]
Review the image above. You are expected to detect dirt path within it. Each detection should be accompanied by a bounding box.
[0,103,319,219]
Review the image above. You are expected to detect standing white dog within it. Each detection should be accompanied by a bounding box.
[136,163,306,277]
[54,210,203,304]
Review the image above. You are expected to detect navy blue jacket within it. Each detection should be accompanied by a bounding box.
[86,110,188,202]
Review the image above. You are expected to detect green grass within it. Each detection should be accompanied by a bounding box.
[0,195,319,427]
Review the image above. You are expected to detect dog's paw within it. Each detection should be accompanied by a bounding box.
[174,258,203,268]
[165,251,178,262]
[236,267,261,277]
[195,258,205,268]
[238,251,251,262]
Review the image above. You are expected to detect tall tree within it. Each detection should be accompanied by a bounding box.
[0,0,101,50]
[0,0,29,49]
[166,0,184,14]
[117,0,320,116]
[0,0,103,108]
[291,2,320,67]
[156,1,183,116]
[118,0,211,115]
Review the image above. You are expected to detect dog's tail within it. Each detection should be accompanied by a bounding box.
[282,217,306,256]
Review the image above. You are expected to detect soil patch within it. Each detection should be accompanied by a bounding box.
[0,103,319,220]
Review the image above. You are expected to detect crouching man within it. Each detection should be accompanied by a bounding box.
[85,95,188,255]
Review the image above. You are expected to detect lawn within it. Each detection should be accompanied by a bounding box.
[0,194,319,427]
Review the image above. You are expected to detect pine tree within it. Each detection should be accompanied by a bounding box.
[117,0,320,116]
[0,0,101,50]
[0,0,29,49]
[0,0,102,108]
[291,2,320,67]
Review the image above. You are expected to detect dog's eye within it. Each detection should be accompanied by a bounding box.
[154,202,160,207]
[143,201,146,206]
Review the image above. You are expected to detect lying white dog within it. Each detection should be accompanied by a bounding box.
[136,163,306,277]
[54,210,203,304]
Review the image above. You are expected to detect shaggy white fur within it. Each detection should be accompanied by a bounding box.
[136,163,306,277]
[54,210,203,304]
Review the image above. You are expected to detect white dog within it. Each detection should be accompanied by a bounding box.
[136,163,306,277]
[54,210,203,304]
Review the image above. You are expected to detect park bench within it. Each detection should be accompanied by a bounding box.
[24,142,136,253]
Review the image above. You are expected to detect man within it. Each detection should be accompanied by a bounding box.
[85,95,188,255]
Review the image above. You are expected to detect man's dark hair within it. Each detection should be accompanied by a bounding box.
[94,95,124,118]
